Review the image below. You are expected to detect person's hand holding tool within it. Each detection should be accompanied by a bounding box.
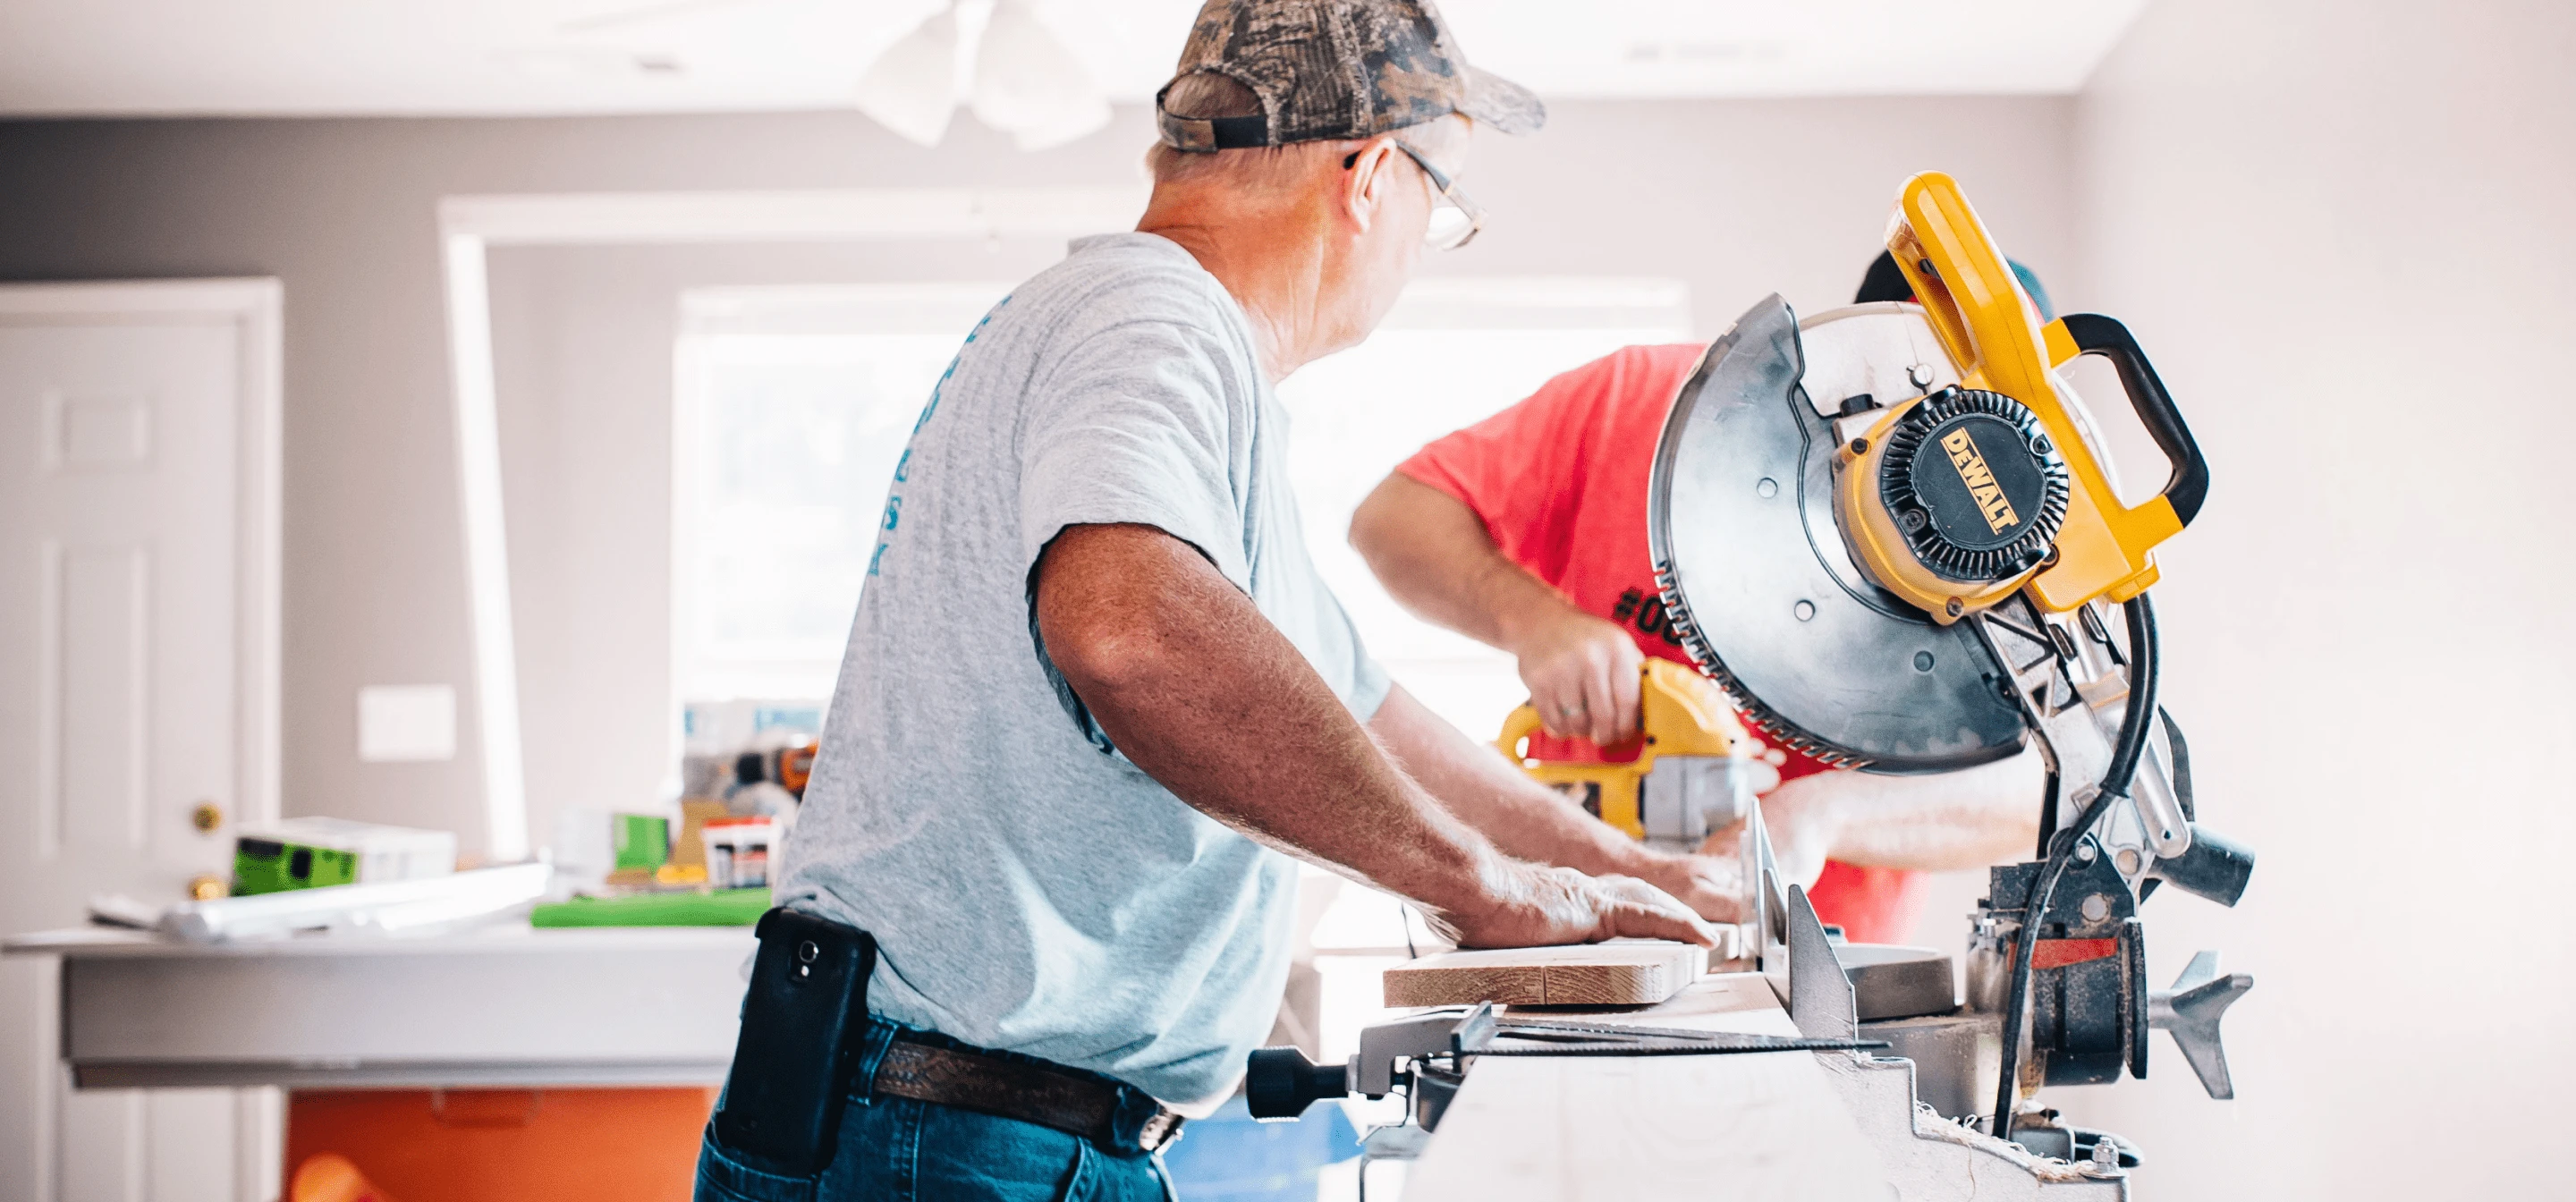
[1505,606,1644,747]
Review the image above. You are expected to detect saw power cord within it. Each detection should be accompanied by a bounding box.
[2095,594,2161,800]
[1988,593,2160,1139]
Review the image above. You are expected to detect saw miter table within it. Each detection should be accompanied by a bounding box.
[1246,173,2257,1198]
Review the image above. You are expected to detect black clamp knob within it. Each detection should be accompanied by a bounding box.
[1244,1046,1350,1121]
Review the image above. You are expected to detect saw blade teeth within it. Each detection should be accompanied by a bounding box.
[1652,561,1876,773]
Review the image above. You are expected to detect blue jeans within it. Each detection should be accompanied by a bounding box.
[694,1017,1176,1202]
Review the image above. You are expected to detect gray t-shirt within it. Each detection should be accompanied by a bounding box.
[778,232,1391,1105]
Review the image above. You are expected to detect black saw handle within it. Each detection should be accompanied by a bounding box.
[2055,313,2209,527]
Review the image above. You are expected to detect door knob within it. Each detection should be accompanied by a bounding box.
[191,801,224,834]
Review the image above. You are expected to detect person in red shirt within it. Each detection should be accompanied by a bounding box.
[1349,254,2051,944]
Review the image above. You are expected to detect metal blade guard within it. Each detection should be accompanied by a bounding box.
[1646,294,2026,772]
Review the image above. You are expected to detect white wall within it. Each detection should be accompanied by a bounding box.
[2057,1,2576,1194]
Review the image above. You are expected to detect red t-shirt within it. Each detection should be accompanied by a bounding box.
[1396,343,1923,944]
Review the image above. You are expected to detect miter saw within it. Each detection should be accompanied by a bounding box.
[1245,173,2256,1196]
[1646,171,2257,1151]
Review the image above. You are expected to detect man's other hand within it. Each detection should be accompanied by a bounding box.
[1699,755,2046,879]
[1504,608,1644,747]
[1428,860,1716,950]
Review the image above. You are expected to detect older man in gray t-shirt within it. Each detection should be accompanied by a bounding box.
[705,3,1741,1198]
[784,229,1390,1105]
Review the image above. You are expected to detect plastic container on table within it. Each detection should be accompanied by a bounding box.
[700,817,775,891]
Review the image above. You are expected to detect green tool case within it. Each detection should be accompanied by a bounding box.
[233,837,360,894]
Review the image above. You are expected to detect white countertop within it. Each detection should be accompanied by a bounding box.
[7,919,755,1089]
[6,920,756,959]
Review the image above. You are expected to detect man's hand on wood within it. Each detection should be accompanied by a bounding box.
[1427,859,1716,950]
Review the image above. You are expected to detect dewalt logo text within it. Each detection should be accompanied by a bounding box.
[1941,428,2020,535]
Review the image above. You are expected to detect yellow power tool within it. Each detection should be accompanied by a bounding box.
[1494,658,1769,851]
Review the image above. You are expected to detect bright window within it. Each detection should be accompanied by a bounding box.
[674,284,1014,704]
[672,275,1691,733]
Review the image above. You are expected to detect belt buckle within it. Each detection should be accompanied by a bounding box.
[1137,1110,1184,1153]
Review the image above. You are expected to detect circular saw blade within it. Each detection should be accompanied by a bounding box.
[1647,295,2026,774]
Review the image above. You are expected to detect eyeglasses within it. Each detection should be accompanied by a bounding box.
[1347,140,1487,250]
[1392,140,1484,250]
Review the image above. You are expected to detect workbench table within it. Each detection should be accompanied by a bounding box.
[4,923,752,1089]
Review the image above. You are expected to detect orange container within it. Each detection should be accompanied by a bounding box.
[284,1088,714,1202]
[289,1153,398,1202]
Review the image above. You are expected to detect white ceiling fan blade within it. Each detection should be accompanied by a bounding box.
[857,5,962,147]
[970,0,1112,150]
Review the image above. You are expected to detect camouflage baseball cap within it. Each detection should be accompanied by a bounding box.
[1156,0,1545,152]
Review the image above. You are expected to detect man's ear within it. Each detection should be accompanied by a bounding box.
[1340,138,1400,234]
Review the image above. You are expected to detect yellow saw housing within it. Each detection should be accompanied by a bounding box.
[1835,173,2204,621]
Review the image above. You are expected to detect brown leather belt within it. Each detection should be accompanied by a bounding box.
[872,1036,1185,1154]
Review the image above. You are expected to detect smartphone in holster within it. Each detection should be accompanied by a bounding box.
[712,908,878,1176]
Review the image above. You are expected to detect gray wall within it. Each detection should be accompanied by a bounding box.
[0,98,2075,851]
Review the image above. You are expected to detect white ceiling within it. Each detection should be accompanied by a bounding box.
[0,0,2148,118]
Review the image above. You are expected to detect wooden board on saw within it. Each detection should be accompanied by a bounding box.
[1382,940,1704,1007]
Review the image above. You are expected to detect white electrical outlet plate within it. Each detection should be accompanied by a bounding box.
[358,684,458,762]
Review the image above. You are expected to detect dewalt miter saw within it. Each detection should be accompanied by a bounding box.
[1648,172,2257,1148]
[1245,174,2255,1196]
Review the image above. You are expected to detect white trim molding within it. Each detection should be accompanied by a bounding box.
[436,233,527,861]
[434,186,1145,860]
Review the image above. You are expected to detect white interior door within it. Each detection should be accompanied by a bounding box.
[0,282,281,1202]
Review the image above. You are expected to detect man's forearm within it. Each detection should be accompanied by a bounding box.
[1365,682,1647,876]
[1352,474,1648,744]
[1368,683,1746,923]
[1350,473,1578,650]
[1032,523,1507,916]
[1766,752,2047,874]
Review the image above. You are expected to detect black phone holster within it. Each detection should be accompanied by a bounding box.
[710,907,878,1177]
